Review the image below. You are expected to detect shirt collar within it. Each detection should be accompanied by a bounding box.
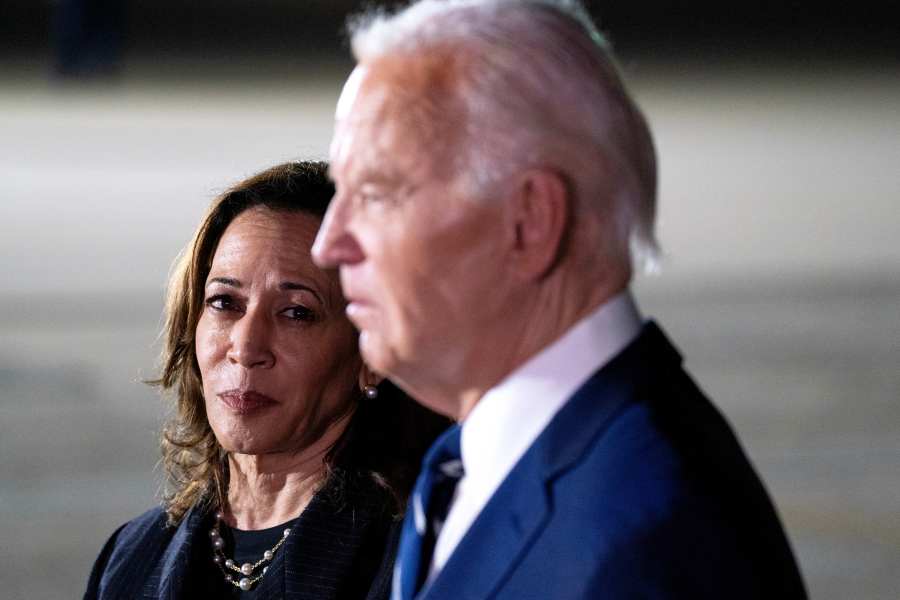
[459,290,643,490]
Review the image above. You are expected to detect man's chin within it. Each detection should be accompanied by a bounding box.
[358,330,397,376]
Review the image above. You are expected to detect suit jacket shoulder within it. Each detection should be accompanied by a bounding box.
[424,322,807,599]
[84,506,174,600]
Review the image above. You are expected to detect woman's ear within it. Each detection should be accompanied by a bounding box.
[358,363,384,396]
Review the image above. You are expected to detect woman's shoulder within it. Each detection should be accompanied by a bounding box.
[93,505,170,555]
[322,467,401,521]
[84,506,176,599]
[103,505,175,553]
[124,504,170,530]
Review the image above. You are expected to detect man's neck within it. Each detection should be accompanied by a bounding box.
[452,272,630,421]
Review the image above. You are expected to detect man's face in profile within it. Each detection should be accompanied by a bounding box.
[314,63,511,402]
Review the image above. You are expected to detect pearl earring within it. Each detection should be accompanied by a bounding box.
[363,384,379,399]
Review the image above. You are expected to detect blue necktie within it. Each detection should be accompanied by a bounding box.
[393,424,464,600]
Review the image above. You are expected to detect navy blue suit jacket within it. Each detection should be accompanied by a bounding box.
[417,322,806,599]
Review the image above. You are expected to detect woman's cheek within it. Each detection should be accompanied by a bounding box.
[196,318,226,370]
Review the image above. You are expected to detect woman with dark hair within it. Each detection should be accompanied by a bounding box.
[84,161,448,599]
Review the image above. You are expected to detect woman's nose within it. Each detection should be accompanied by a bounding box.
[226,308,275,369]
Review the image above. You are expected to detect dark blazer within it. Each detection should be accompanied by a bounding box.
[418,321,807,599]
[85,475,399,600]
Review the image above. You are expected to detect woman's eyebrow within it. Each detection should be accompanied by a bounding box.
[280,281,323,304]
[206,277,324,305]
[208,276,241,288]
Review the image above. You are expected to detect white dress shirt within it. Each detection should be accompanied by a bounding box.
[426,290,643,583]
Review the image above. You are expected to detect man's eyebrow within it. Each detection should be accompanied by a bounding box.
[340,162,405,190]
[208,277,241,288]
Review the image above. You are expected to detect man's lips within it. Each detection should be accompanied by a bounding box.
[345,298,374,322]
[218,390,277,414]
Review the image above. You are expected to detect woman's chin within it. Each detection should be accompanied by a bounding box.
[217,433,278,456]
[211,416,286,455]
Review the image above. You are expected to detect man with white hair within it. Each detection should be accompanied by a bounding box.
[313,1,807,598]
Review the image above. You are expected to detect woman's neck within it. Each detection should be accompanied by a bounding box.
[223,412,351,530]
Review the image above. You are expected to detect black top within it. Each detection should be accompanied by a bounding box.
[189,515,300,598]
[85,471,401,600]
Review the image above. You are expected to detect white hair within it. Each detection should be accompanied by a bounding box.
[348,0,660,272]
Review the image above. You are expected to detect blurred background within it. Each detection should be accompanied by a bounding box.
[1,1,898,598]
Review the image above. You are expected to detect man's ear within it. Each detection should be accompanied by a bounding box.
[506,167,571,280]
[357,362,384,394]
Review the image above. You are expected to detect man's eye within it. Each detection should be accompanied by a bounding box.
[358,191,386,204]
[281,306,316,322]
[357,183,395,205]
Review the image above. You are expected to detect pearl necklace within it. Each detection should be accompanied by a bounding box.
[209,511,291,592]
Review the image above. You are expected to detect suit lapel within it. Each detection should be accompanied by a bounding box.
[419,378,628,600]
[421,322,679,599]
[284,477,391,600]
[418,457,550,600]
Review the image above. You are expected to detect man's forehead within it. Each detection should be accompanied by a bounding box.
[330,54,466,187]
[331,69,376,182]
[329,98,397,186]
[335,65,369,122]
[329,122,429,191]
[331,65,419,182]
[336,51,460,122]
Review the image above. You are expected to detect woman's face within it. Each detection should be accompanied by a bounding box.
[196,207,362,456]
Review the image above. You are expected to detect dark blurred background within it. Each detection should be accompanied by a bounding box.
[3,1,899,70]
[2,1,898,599]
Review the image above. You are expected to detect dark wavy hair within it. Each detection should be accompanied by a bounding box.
[152,160,448,524]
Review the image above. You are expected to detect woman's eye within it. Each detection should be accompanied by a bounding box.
[205,294,237,312]
[281,306,316,322]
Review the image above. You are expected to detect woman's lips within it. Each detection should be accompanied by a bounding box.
[218,390,277,415]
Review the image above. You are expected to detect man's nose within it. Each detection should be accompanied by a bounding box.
[312,196,365,268]
[226,307,275,369]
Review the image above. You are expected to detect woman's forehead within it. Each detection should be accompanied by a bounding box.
[210,209,342,297]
